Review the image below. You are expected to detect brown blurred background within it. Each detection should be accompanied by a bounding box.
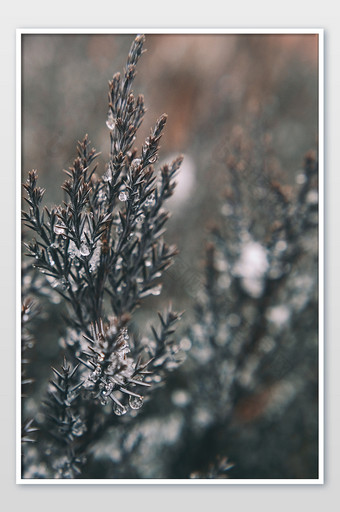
[21,33,318,313]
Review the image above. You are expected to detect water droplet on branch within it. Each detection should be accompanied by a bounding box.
[103,164,113,182]
[145,193,154,207]
[80,242,90,257]
[68,240,80,259]
[113,403,127,416]
[106,112,116,131]
[54,225,67,235]
[47,251,55,267]
[100,396,108,406]
[129,395,143,410]
[119,190,129,202]
[140,284,162,297]
[72,418,86,437]
[130,158,141,171]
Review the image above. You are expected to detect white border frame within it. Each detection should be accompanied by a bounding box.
[16,27,324,485]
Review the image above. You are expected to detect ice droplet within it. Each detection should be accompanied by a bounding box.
[139,286,162,298]
[103,164,113,182]
[106,112,116,130]
[146,284,162,296]
[113,403,127,416]
[99,395,109,406]
[119,190,129,202]
[130,158,141,171]
[50,277,69,290]
[72,418,86,437]
[102,380,114,396]
[145,193,154,207]
[54,224,67,235]
[68,240,80,259]
[97,352,105,363]
[129,395,143,410]
[89,243,102,272]
[80,243,90,257]
[89,365,101,382]
[97,190,107,204]
[47,251,55,267]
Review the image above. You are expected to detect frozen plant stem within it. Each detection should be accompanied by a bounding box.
[22,34,184,479]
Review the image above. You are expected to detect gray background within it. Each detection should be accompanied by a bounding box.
[1,0,338,511]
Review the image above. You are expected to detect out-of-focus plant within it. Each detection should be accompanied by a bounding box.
[21,34,184,479]
[172,127,319,479]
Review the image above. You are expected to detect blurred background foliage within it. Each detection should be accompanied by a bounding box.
[21,33,319,479]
